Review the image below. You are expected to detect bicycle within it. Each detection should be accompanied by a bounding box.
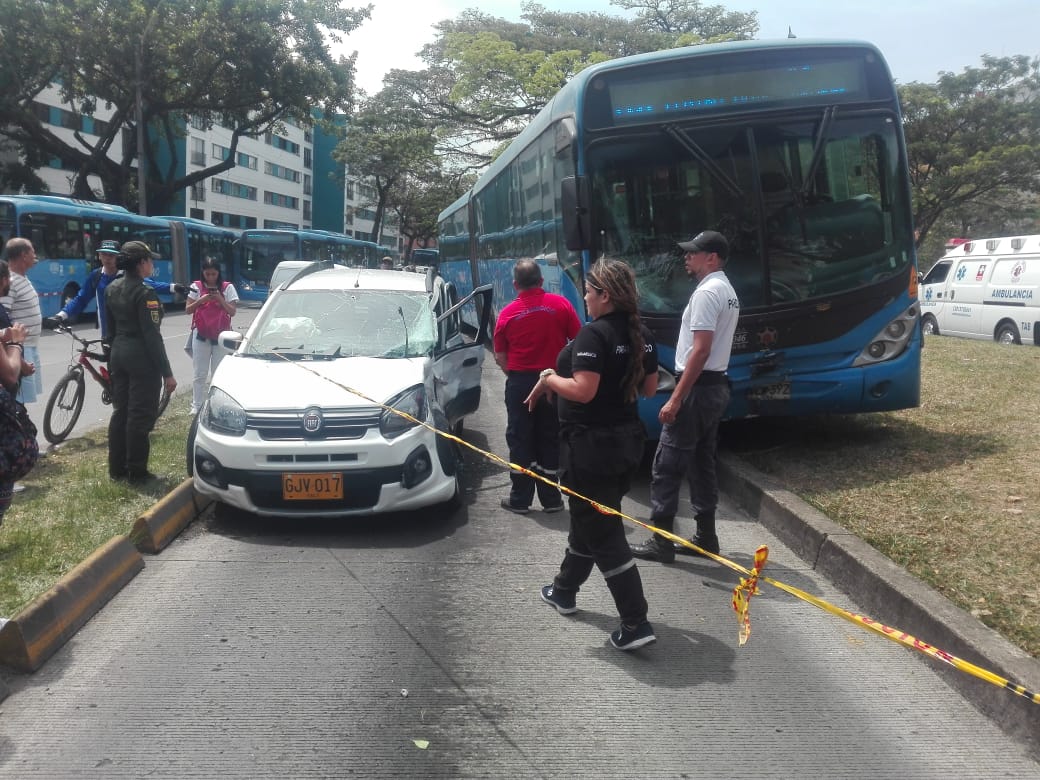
[43,325,171,444]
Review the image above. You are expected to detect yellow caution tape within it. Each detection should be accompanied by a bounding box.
[275,356,1040,705]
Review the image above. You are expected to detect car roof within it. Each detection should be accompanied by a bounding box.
[287,266,432,293]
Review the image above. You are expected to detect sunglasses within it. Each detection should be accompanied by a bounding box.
[586,280,605,295]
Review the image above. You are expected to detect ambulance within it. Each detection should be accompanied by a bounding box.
[919,235,1040,345]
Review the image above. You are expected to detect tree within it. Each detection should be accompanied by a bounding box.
[392,171,474,255]
[899,55,1040,253]
[332,97,439,244]
[0,0,370,213]
[382,0,758,172]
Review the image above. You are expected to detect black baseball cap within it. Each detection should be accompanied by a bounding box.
[120,240,160,260]
[678,230,729,260]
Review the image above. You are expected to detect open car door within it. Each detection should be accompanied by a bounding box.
[434,283,493,427]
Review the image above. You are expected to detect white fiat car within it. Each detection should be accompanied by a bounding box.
[189,265,491,516]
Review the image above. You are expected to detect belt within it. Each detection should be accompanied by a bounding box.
[676,370,729,386]
[195,332,219,345]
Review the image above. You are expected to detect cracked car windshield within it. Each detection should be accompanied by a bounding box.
[247,288,436,358]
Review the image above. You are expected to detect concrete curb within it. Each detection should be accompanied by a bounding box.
[719,452,1040,753]
[0,480,210,681]
[0,536,144,673]
[132,478,213,554]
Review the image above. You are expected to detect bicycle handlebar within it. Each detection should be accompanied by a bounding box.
[54,324,107,354]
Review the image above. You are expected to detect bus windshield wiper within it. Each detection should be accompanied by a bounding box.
[663,124,743,199]
[801,106,837,201]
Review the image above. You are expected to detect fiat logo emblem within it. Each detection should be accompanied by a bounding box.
[302,407,323,433]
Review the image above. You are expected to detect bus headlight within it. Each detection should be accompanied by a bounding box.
[853,305,919,366]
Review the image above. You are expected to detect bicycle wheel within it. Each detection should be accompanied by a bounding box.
[43,368,86,444]
[157,382,172,417]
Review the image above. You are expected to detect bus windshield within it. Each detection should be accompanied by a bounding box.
[241,233,298,285]
[588,113,912,314]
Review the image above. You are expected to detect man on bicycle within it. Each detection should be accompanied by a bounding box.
[43,240,188,338]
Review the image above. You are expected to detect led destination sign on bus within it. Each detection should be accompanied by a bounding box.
[606,59,869,123]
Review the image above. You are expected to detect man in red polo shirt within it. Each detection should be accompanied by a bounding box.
[494,259,581,514]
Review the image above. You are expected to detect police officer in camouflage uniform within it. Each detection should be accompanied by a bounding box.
[104,241,177,483]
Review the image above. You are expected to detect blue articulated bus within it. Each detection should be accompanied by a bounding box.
[438,38,922,435]
[148,216,240,288]
[0,195,180,316]
[235,228,381,302]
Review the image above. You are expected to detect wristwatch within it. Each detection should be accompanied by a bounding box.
[540,368,555,380]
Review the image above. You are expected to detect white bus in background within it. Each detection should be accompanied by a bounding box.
[919,235,1040,345]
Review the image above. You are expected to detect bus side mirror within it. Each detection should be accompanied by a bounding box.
[561,176,591,251]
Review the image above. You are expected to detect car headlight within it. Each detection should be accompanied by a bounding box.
[203,387,248,436]
[380,384,428,439]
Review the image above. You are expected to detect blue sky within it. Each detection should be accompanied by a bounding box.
[343,0,1038,93]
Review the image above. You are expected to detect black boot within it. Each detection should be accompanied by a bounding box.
[630,534,675,563]
[674,512,719,557]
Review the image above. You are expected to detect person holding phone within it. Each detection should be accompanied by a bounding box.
[185,257,238,415]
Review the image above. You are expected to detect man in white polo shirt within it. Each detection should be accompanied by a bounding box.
[0,238,42,404]
[631,230,740,563]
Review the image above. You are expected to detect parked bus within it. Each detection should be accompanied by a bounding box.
[147,216,240,288]
[439,38,921,433]
[0,195,176,316]
[235,228,381,301]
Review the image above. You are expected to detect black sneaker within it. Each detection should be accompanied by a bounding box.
[541,501,566,514]
[610,621,656,650]
[674,533,720,558]
[630,536,675,564]
[500,498,530,514]
[540,584,577,615]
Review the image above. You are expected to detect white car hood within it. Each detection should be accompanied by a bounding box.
[211,354,428,410]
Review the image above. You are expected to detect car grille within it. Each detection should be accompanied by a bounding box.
[247,406,383,441]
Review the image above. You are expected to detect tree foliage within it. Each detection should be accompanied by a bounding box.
[382,0,757,172]
[0,0,370,213]
[899,55,1040,256]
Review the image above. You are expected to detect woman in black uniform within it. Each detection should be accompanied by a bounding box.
[525,258,659,650]
[104,241,177,483]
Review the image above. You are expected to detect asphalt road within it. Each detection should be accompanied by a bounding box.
[0,344,1037,777]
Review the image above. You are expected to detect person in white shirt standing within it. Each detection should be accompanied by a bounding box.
[185,257,238,415]
[0,238,42,404]
[631,230,740,564]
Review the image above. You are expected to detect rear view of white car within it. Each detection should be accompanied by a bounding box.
[189,265,491,516]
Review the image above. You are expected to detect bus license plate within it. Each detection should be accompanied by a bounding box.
[747,382,791,401]
[283,473,343,500]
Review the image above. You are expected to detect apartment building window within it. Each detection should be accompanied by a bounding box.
[190,115,207,130]
[264,132,300,155]
[303,147,312,169]
[212,211,257,229]
[211,178,257,200]
[236,151,258,170]
[264,191,299,209]
[212,143,231,161]
[191,138,205,166]
[190,208,205,220]
[345,180,354,200]
[344,208,353,226]
[190,181,206,202]
[33,101,51,123]
[303,200,311,221]
[264,161,300,183]
[303,174,312,196]
[93,118,110,138]
[59,108,83,131]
